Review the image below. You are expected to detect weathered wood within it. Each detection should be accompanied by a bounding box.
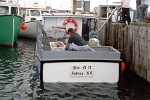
[98,21,106,45]
[100,22,150,83]
[127,26,133,68]
[143,28,148,80]
[123,26,128,63]
[147,29,150,81]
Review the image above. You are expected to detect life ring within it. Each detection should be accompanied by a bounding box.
[63,19,78,34]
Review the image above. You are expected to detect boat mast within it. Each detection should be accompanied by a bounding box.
[72,0,77,14]
[106,0,108,4]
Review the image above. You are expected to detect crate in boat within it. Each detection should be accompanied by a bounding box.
[49,41,65,51]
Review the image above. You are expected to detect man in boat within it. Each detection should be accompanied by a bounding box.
[65,28,90,51]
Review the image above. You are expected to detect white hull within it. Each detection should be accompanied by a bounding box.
[41,62,120,83]
[20,21,38,38]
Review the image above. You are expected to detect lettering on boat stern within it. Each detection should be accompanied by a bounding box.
[70,65,93,77]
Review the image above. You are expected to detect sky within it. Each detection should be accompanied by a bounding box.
[17,0,137,11]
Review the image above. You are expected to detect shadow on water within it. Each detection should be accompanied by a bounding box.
[118,69,150,100]
[40,83,119,100]
[0,38,150,100]
[38,71,150,100]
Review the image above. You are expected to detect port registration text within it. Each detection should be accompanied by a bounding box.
[70,65,93,77]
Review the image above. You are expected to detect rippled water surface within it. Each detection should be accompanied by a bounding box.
[0,38,150,100]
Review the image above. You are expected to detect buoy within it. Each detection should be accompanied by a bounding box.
[121,61,125,72]
[21,23,27,30]
[63,19,78,34]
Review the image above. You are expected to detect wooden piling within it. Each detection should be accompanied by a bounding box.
[99,22,150,83]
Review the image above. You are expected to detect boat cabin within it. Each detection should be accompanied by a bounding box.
[22,8,50,22]
[0,2,21,16]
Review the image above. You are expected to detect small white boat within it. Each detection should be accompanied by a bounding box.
[20,8,50,38]
[36,13,123,88]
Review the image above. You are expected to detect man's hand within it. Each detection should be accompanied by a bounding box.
[65,42,69,50]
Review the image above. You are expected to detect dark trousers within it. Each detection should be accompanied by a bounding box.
[122,8,131,25]
[137,4,148,22]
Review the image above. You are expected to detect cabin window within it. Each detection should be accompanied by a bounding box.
[0,6,9,14]
[30,10,40,16]
[11,7,18,15]
[19,8,22,16]
[27,10,29,16]
[41,11,49,14]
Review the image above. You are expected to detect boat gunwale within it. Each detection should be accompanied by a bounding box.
[0,14,24,20]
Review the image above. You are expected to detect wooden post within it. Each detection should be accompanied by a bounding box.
[97,6,119,33]
[109,23,150,83]
[72,0,77,14]
[81,0,84,12]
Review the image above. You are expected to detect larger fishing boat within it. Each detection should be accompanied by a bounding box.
[19,8,50,38]
[36,13,123,88]
[0,1,24,47]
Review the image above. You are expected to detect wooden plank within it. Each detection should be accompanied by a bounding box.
[142,27,147,79]
[138,27,143,76]
[132,26,136,71]
[118,24,121,50]
[144,28,148,80]
[138,27,147,79]
[98,21,106,45]
[124,26,128,63]
[110,24,113,46]
[120,25,124,55]
[134,26,139,74]
[127,25,133,69]
[114,24,118,49]
[111,23,115,47]
[147,28,150,82]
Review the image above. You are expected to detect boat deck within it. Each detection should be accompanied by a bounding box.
[36,21,121,61]
[37,37,121,61]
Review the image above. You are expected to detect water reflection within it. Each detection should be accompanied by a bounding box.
[41,83,119,100]
[0,38,36,100]
[0,46,20,84]
[118,70,150,100]
[0,38,150,100]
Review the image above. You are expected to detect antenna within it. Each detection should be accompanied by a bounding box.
[81,0,84,12]
[50,0,51,8]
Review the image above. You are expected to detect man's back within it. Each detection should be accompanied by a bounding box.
[68,33,87,46]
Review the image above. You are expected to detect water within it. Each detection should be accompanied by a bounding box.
[0,38,150,100]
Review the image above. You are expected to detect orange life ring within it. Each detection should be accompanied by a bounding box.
[63,19,78,34]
